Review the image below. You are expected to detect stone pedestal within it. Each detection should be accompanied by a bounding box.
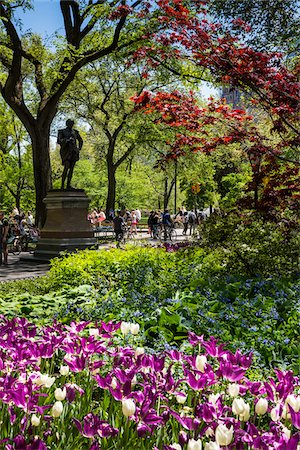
[34,189,96,261]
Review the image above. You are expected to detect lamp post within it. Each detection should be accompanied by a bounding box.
[174,159,178,215]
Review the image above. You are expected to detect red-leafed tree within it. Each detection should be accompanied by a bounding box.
[132,90,299,212]
[130,0,299,212]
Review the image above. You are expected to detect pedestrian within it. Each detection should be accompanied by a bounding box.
[187,210,197,235]
[162,209,172,227]
[182,211,189,235]
[108,209,115,221]
[152,211,160,239]
[148,211,155,237]
[197,210,205,224]
[135,208,141,223]
[161,209,173,240]
[98,210,106,225]
[90,209,98,226]
[113,210,125,248]
[0,211,9,266]
[27,211,34,226]
[130,210,138,235]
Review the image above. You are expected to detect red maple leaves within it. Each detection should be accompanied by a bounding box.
[129,0,299,212]
[132,89,299,211]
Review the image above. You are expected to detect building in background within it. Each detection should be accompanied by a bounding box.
[221,86,242,108]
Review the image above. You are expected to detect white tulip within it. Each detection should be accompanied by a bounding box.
[195,355,207,372]
[281,404,289,419]
[130,323,140,335]
[176,393,187,404]
[286,394,300,413]
[110,377,118,389]
[59,365,69,376]
[54,387,66,401]
[120,322,131,335]
[89,328,99,337]
[209,393,220,406]
[187,438,202,450]
[228,383,240,398]
[51,401,63,418]
[205,427,214,438]
[241,403,250,421]
[232,398,250,420]
[36,373,55,388]
[122,398,136,417]
[204,443,220,450]
[282,426,291,439]
[215,424,234,446]
[255,398,268,415]
[171,444,182,450]
[270,405,281,422]
[31,414,40,427]
[135,347,145,357]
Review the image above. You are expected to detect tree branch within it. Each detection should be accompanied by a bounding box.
[60,0,81,48]
[115,142,135,168]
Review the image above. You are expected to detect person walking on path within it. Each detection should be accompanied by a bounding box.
[162,209,173,240]
[148,211,155,237]
[187,210,197,235]
[182,211,189,235]
[0,212,9,266]
[113,211,125,248]
[130,210,138,235]
[135,208,141,224]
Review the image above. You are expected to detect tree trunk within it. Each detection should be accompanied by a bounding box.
[106,160,116,217]
[164,177,168,210]
[164,176,175,210]
[15,191,21,212]
[30,126,52,227]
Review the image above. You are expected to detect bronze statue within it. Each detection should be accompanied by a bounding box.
[57,119,83,190]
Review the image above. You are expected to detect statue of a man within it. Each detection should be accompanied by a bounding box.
[57,119,83,190]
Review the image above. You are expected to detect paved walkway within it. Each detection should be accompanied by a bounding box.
[0,253,49,282]
[0,228,192,283]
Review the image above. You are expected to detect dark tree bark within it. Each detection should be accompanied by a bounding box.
[31,125,52,226]
[105,163,116,216]
[104,139,135,216]
[163,176,175,210]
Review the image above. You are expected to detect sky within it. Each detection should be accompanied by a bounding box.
[16,0,218,99]
[16,1,64,37]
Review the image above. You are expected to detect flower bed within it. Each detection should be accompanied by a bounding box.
[0,316,299,449]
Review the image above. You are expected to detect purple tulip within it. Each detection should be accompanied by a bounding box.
[74,413,118,438]
[276,434,300,449]
[289,405,300,429]
[64,354,86,372]
[27,437,48,450]
[188,332,204,347]
[218,360,246,382]
[65,383,85,403]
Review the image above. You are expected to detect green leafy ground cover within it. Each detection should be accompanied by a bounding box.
[1,215,299,375]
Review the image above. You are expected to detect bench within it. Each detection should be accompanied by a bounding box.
[93,226,115,240]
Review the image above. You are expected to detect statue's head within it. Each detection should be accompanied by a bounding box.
[66,119,74,128]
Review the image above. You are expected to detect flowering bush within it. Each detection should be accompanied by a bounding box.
[0,316,299,449]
